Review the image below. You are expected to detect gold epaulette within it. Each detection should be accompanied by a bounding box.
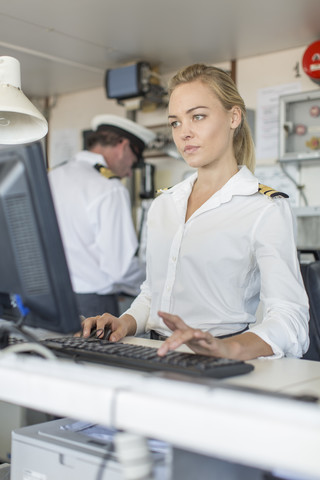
[258,183,289,199]
[94,163,119,180]
[156,186,172,195]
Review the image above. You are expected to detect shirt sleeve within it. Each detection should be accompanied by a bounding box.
[120,200,156,334]
[89,184,141,284]
[249,199,310,358]
[113,257,146,296]
[121,278,152,335]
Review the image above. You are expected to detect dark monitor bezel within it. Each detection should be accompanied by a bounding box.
[0,142,81,334]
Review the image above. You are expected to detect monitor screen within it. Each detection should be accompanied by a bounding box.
[0,142,81,334]
[105,62,149,100]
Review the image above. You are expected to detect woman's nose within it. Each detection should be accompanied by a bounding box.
[180,123,193,140]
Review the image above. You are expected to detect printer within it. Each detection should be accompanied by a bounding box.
[11,417,170,480]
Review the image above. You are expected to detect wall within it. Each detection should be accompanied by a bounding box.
[48,45,320,207]
[48,88,126,168]
[238,47,320,208]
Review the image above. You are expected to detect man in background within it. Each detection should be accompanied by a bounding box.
[49,114,155,318]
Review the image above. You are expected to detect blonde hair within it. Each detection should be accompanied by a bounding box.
[168,64,255,173]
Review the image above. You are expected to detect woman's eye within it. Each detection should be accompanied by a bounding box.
[193,114,205,121]
[170,120,180,128]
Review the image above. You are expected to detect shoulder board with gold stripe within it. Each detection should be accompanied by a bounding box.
[94,163,120,180]
[156,186,172,195]
[258,183,289,199]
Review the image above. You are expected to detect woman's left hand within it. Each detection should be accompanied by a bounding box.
[157,311,273,360]
[157,311,229,358]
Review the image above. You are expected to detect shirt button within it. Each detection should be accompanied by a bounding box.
[172,256,177,262]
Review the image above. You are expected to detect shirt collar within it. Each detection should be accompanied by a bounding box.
[158,171,197,198]
[74,150,108,168]
[220,166,259,199]
[161,166,258,200]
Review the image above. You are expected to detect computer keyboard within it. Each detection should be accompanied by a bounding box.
[40,337,254,379]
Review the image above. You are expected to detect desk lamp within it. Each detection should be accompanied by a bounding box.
[0,56,48,144]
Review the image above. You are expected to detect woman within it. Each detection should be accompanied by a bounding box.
[82,64,309,361]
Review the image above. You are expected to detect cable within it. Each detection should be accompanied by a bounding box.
[95,442,115,480]
[0,342,57,360]
[278,161,308,206]
[0,316,58,360]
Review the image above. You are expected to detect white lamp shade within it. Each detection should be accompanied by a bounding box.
[0,57,48,145]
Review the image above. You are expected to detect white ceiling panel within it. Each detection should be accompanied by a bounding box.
[0,0,320,97]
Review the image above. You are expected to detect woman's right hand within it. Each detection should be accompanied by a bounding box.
[79,313,137,342]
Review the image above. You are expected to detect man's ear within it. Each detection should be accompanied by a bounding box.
[116,138,130,159]
[230,106,242,130]
[118,138,129,151]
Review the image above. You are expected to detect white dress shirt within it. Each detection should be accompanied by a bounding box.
[48,151,145,295]
[125,166,309,358]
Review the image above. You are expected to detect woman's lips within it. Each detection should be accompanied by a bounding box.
[184,145,199,154]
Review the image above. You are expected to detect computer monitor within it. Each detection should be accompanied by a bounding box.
[105,62,150,101]
[0,141,81,334]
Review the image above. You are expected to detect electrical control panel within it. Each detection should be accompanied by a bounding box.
[279,89,320,162]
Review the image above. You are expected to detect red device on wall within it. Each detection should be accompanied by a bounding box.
[302,40,320,85]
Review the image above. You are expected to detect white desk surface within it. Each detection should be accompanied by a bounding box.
[125,336,320,395]
[1,336,320,478]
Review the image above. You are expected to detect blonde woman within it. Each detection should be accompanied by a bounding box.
[82,64,309,361]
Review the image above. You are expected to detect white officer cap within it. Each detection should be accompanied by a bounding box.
[91,114,156,154]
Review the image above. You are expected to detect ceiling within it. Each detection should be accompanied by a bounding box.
[1,0,320,99]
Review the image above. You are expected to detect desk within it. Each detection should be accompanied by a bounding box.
[126,336,320,396]
[0,337,320,479]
